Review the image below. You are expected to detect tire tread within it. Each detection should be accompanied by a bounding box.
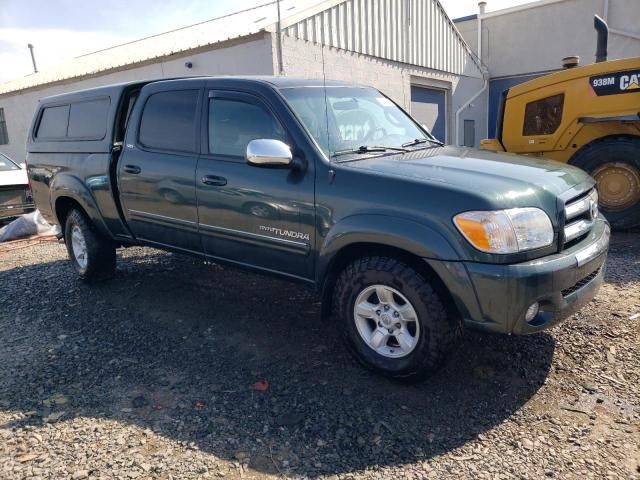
[64,209,116,282]
[332,255,461,382]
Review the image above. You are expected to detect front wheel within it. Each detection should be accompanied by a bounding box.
[332,256,461,382]
[64,209,116,282]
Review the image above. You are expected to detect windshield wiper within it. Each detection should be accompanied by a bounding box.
[401,137,444,148]
[332,145,409,159]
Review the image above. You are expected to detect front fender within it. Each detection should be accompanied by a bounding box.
[50,173,112,238]
[317,214,462,283]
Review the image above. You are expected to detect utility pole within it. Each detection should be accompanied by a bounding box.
[276,0,284,75]
[27,44,38,73]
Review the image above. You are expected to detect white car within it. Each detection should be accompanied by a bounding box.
[0,153,34,221]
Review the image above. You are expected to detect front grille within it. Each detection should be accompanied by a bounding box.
[561,266,601,297]
[564,188,598,245]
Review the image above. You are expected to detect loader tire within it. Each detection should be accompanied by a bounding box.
[570,136,640,229]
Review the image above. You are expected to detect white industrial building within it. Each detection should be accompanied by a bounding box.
[0,0,487,162]
[455,0,640,137]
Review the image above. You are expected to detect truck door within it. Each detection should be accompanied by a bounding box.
[118,81,203,254]
[196,90,315,280]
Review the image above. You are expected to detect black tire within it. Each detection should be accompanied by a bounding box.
[332,256,462,383]
[63,209,116,282]
[570,136,640,229]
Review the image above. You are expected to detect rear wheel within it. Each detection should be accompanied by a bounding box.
[570,136,640,229]
[64,209,116,282]
[332,256,461,383]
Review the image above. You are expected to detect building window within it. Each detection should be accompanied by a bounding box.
[0,108,8,145]
[523,94,564,136]
[463,119,475,147]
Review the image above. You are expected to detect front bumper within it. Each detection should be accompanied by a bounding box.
[428,219,610,335]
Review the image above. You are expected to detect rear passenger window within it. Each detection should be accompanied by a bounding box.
[37,105,69,138]
[68,99,109,139]
[208,98,286,158]
[139,90,199,153]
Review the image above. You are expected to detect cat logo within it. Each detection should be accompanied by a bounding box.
[590,69,640,96]
[620,73,640,91]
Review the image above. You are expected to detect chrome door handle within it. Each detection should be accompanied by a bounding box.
[201,175,227,186]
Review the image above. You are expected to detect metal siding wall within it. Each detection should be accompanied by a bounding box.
[284,0,481,77]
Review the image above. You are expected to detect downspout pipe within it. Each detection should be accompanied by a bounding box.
[455,72,488,146]
[477,2,486,62]
[455,2,488,146]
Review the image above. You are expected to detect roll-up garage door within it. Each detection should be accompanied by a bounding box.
[410,86,446,143]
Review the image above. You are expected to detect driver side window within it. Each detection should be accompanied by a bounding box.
[208,98,287,159]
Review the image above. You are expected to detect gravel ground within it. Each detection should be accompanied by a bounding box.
[0,233,638,479]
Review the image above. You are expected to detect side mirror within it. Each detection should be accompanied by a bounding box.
[20,162,26,169]
[246,139,292,167]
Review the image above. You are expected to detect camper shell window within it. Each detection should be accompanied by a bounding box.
[35,97,110,141]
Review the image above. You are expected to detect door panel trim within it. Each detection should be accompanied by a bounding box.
[199,222,310,255]
[136,237,203,257]
[129,209,198,231]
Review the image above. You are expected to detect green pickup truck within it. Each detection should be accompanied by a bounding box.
[26,77,609,381]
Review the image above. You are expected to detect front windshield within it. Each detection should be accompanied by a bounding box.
[281,86,436,159]
[0,154,19,172]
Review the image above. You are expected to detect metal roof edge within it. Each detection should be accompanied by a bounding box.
[453,14,477,23]
[479,0,570,20]
[436,1,485,75]
[266,0,344,30]
[0,33,266,97]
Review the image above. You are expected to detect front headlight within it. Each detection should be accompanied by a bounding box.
[453,207,554,254]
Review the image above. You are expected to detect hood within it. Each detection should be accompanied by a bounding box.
[0,168,29,187]
[339,146,593,201]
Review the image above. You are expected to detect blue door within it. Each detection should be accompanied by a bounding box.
[410,86,446,142]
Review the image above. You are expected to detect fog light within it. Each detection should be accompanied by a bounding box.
[525,302,540,322]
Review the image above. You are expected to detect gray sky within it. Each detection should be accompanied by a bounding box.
[0,0,533,82]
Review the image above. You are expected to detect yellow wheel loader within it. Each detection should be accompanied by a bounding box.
[481,16,640,229]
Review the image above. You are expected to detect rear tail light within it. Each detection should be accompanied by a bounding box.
[25,184,33,203]
[24,158,33,202]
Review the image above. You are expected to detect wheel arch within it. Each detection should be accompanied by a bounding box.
[51,174,112,239]
[319,241,461,322]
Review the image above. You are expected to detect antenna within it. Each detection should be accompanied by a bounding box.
[276,0,284,75]
[321,44,331,157]
[27,44,38,73]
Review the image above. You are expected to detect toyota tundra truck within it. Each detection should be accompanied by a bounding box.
[26,77,610,382]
